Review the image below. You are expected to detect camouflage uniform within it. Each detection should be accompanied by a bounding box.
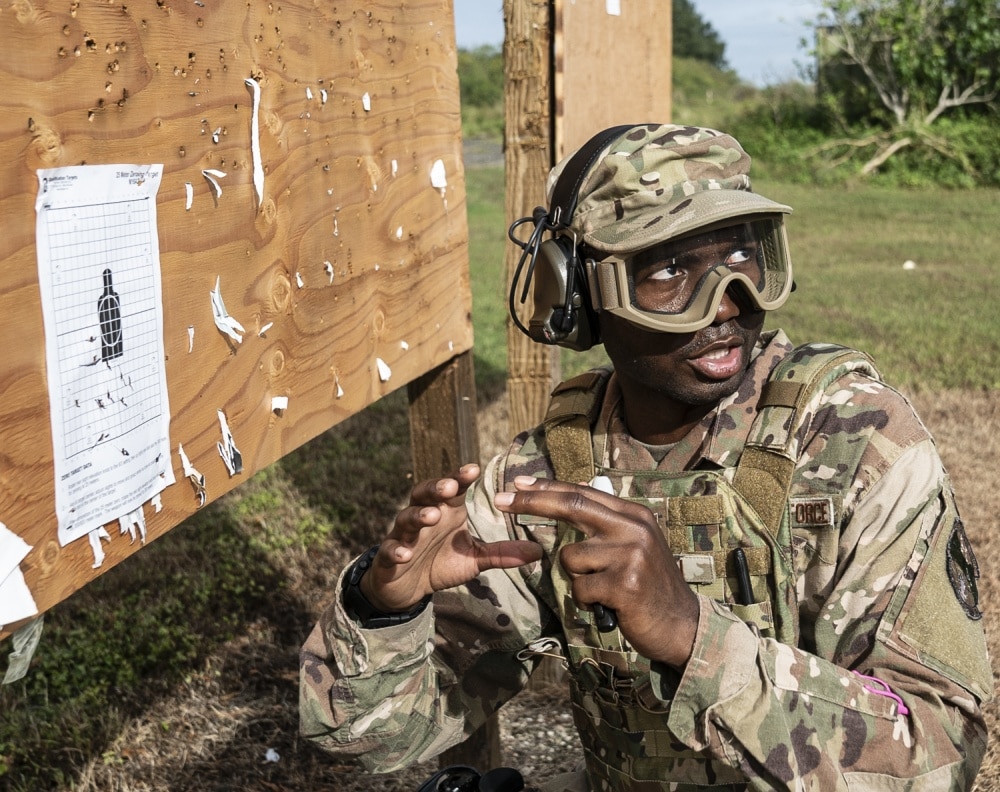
[300,330,991,790]
[300,125,991,789]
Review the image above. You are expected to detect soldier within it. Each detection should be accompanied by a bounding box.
[300,124,992,790]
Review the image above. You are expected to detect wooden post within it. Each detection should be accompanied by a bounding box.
[503,0,561,437]
[407,350,503,771]
[503,0,566,691]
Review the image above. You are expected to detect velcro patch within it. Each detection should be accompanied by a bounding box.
[789,496,835,528]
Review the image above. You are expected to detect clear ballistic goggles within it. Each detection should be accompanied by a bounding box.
[587,217,793,333]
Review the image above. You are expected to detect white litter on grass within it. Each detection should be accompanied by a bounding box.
[264,748,280,763]
[902,260,917,270]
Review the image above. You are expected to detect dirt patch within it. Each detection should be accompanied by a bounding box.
[33,389,1000,790]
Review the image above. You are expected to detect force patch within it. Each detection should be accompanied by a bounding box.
[946,518,982,620]
[789,496,835,528]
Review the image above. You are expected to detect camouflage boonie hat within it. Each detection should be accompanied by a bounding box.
[546,124,792,255]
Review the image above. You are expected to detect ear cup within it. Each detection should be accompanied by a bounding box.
[527,237,598,351]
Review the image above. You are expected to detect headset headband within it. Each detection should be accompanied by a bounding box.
[547,124,636,229]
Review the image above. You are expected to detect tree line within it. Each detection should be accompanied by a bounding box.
[458,0,1000,187]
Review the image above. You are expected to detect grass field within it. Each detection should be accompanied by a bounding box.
[1,164,998,790]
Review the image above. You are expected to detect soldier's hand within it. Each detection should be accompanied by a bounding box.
[495,475,699,668]
[360,464,543,613]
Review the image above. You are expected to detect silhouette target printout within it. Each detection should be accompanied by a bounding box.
[35,165,175,547]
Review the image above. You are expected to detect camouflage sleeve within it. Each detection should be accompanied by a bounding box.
[661,438,991,790]
[299,453,549,773]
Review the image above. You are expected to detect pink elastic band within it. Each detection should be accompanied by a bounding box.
[853,671,910,716]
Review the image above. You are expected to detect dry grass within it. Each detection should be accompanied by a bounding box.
[3,388,997,791]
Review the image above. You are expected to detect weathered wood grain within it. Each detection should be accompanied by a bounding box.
[0,0,472,638]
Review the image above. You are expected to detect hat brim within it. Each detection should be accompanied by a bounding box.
[583,189,792,255]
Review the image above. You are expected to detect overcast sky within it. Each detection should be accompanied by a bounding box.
[452,0,824,86]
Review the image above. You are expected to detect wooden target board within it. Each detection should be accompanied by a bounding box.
[554,0,672,160]
[0,0,472,639]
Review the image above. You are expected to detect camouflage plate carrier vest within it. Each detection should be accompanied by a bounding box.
[507,344,880,792]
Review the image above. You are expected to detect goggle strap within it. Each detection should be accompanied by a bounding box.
[591,260,622,312]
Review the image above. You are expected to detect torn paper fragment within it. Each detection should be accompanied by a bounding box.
[606,0,621,14]
[118,506,147,545]
[89,526,111,568]
[400,340,409,350]
[376,358,391,382]
[178,443,207,507]
[210,276,245,343]
[396,226,403,239]
[362,92,371,111]
[3,616,44,684]
[325,261,334,283]
[185,181,193,210]
[244,78,264,209]
[0,522,37,629]
[212,127,222,144]
[305,86,313,100]
[271,395,288,413]
[295,272,304,288]
[188,325,195,352]
[320,88,328,105]
[258,322,273,336]
[151,493,163,513]
[391,159,398,177]
[217,410,243,476]
[202,168,226,200]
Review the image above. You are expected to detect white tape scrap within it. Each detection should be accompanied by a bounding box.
[188,325,195,352]
[430,159,447,190]
[216,410,243,476]
[244,77,264,209]
[185,181,193,210]
[210,276,245,343]
[178,444,207,507]
[606,0,621,15]
[202,168,226,200]
[376,357,391,382]
[362,92,371,112]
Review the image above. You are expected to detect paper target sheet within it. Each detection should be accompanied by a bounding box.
[35,165,175,546]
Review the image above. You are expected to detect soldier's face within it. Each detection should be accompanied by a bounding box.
[599,284,766,408]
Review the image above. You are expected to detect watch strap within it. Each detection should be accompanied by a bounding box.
[341,545,431,629]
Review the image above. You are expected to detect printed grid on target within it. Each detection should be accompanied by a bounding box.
[44,198,164,460]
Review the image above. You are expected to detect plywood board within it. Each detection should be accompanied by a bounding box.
[0,0,472,639]
[554,0,672,160]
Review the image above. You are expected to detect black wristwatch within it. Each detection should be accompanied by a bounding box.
[341,545,431,629]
